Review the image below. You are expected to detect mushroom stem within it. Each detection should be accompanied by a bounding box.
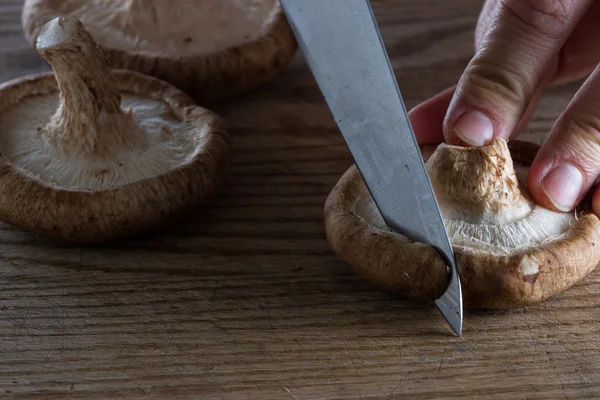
[426,138,533,223]
[35,16,147,159]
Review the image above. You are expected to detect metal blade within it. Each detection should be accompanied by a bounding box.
[281,0,463,335]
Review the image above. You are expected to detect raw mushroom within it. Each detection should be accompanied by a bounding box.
[0,16,230,242]
[324,138,600,309]
[22,0,298,103]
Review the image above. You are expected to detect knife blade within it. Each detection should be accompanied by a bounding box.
[280,0,463,335]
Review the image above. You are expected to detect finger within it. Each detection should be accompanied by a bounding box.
[512,87,543,138]
[408,86,455,145]
[443,0,593,147]
[474,0,499,49]
[407,85,541,146]
[528,65,600,212]
[553,1,600,84]
[476,2,600,88]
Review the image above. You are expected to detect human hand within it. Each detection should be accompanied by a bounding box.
[409,0,600,215]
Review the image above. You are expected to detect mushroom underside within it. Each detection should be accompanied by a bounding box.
[0,75,208,191]
[0,71,230,242]
[324,141,600,309]
[40,0,280,57]
[22,0,299,103]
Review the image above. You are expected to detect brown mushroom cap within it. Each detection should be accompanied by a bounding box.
[22,0,298,103]
[0,16,231,243]
[324,138,600,309]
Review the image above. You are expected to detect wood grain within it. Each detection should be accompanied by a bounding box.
[1,0,600,399]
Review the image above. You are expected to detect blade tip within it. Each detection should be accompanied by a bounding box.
[435,266,463,336]
[434,295,463,337]
[450,317,463,337]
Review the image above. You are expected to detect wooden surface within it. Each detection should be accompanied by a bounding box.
[2,1,600,399]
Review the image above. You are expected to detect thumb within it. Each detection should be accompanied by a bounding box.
[443,0,590,146]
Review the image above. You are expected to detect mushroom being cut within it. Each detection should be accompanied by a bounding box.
[0,16,230,242]
[22,0,298,103]
[325,138,600,309]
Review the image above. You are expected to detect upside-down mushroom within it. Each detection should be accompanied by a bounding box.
[22,0,298,103]
[324,138,600,309]
[0,16,230,242]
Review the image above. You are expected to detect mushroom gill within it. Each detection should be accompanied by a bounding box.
[325,138,600,308]
[360,138,574,256]
[22,0,298,103]
[0,17,205,191]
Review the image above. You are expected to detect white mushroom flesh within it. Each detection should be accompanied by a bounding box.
[441,191,574,255]
[353,139,575,256]
[54,0,280,57]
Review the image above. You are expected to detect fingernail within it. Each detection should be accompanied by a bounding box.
[453,110,494,146]
[541,164,583,211]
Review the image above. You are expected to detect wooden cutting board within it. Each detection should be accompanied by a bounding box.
[1,0,599,398]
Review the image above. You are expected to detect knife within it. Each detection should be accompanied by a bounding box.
[280,0,463,335]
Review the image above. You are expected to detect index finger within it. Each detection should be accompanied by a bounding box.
[444,0,593,147]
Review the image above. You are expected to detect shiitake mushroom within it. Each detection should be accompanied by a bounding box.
[0,17,230,242]
[324,138,600,309]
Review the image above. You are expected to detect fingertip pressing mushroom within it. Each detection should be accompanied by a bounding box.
[0,16,231,242]
[22,0,298,103]
[324,138,600,309]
